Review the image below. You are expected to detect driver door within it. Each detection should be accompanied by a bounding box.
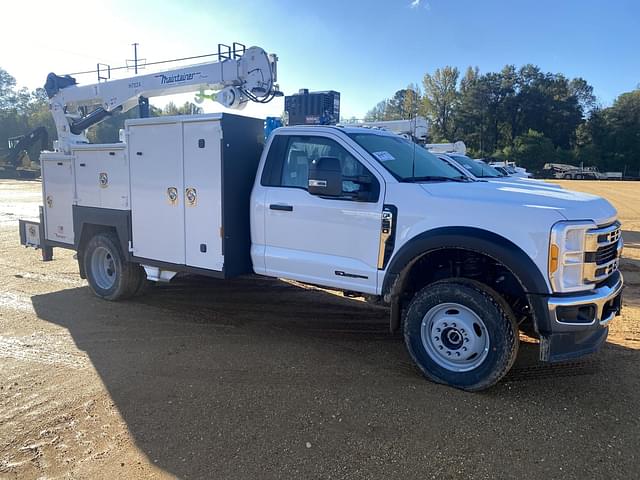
[262,134,384,294]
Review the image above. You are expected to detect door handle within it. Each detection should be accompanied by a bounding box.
[269,204,293,212]
[167,187,178,205]
[185,187,197,206]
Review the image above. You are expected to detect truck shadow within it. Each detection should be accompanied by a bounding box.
[619,253,640,307]
[622,230,640,249]
[30,277,640,479]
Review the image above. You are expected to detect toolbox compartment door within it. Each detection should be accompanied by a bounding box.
[129,122,185,264]
[42,156,75,244]
[183,121,224,270]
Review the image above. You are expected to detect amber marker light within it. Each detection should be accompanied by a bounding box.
[549,243,559,275]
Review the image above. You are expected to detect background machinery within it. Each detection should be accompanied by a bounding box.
[541,163,622,180]
[0,126,49,178]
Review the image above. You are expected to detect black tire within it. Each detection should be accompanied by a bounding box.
[563,173,572,179]
[83,231,142,301]
[404,279,519,391]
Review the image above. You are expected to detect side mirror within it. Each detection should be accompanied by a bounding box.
[308,157,342,196]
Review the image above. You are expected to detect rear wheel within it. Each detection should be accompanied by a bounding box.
[84,232,142,300]
[404,279,519,391]
[133,267,152,296]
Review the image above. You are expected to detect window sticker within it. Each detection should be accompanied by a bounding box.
[372,151,395,162]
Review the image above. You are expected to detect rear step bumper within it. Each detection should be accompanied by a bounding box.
[18,206,53,261]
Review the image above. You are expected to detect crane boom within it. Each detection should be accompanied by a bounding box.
[347,117,429,142]
[45,45,280,152]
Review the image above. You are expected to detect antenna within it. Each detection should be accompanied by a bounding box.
[410,87,418,179]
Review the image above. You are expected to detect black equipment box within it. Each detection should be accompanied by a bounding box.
[284,89,340,125]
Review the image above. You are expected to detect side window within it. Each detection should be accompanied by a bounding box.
[261,135,288,187]
[279,136,379,201]
[281,141,312,188]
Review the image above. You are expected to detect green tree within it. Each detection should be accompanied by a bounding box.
[340,116,359,124]
[402,84,422,119]
[422,66,459,141]
[385,90,409,120]
[579,89,640,174]
[0,68,17,110]
[163,101,203,116]
[456,66,483,153]
[364,87,421,121]
[512,66,583,149]
[604,89,640,173]
[569,77,597,117]
[503,129,556,172]
[364,100,389,121]
[86,105,162,144]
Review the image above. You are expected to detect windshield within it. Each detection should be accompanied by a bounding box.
[347,132,468,182]
[448,154,503,178]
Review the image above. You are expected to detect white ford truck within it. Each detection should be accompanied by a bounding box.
[19,45,624,391]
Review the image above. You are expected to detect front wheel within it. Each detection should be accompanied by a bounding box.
[404,279,519,391]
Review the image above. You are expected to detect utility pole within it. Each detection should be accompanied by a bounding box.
[132,43,139,74]
[127,43,144,74]
[127,43,148,117]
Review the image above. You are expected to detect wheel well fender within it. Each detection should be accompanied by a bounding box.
[73,206,132,278]
[382,227,550,299]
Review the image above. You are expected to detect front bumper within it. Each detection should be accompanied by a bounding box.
[536,272,623,362]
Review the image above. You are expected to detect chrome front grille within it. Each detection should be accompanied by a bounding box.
[586,242,618,265]
[584,221,622,283]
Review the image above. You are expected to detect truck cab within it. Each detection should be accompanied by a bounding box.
[249,125,623,389]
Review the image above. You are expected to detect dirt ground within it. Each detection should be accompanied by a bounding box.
[0,179,638,479]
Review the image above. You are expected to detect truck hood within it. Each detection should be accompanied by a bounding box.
[420,180,617,224]
[486,177,563,189]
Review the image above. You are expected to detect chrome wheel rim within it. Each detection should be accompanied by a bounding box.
[91,246,117,290]
[420,302,490,372]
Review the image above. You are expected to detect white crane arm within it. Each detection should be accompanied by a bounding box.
[346,117,429,142]
[45,46,280,152]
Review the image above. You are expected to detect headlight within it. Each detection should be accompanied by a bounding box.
[549,220,596,293]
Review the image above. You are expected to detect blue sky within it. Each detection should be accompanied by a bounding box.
[2,0,638,118]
